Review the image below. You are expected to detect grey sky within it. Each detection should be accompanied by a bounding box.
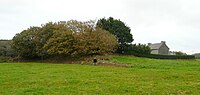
[0,0,200,54]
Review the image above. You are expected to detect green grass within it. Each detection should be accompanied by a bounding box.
[1,55,200,95]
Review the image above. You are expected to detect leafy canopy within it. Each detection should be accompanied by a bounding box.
[97,17,133,53]
[12,20,118,58]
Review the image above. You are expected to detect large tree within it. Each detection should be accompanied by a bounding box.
[12,27,40,58]
[34,22,59,57]
[43,26,75,56]
[97,17,133,53]
[63,20,118,56]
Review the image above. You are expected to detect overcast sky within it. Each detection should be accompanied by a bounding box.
[0,0,200,54]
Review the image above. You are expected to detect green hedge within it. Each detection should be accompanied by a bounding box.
[127,53,195,59]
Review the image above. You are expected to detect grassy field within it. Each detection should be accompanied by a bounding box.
[0,55,200,95]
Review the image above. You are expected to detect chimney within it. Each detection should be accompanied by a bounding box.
[161,41,165,44]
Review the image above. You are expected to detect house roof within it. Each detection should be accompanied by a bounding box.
[149,43,163,50]
[148,41,169,50]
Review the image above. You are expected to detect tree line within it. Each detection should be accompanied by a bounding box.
[1,17,152,60]
[12,20,118,58]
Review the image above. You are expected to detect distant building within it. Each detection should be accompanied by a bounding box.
[148,41,169,55]
[193,53,200,59]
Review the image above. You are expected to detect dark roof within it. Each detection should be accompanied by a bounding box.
[149,43,163,50]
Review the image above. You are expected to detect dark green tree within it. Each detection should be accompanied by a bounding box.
[97,17,133,53]
[125,44,151,55]
[12,27,40,58]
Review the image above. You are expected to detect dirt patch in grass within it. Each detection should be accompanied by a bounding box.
[96,62,129,68]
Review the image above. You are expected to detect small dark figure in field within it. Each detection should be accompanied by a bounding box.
[93,57,97,65]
